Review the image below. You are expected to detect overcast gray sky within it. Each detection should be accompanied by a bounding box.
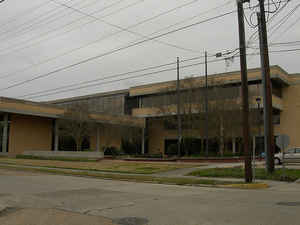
[0,0,299,101]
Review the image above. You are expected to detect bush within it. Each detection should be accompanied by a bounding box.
[131,154,163,158]
[103,146,122,157]
[166,144,178,156]
[121,139,141,155]
[182,138,202,156]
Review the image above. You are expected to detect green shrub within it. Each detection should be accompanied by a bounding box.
[103,146,122,157]
[121,139,141,155]
[166,144,178,156]
[131,154,163,158]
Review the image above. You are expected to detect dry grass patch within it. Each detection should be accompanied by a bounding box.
[0,158,202,174]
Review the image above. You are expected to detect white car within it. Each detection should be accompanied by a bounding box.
[274,148,300,165]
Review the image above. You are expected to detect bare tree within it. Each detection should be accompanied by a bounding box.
[120,125,143,155]
[58,102,95,151]
[150,76,258,156]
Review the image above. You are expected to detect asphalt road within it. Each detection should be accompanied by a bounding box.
[0,169,299,225]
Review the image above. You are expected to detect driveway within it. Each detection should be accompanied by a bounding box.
[0,168,299,225]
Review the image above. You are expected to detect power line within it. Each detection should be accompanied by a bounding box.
[0,0,130,54]
[24,58,226,100]
[271,14,300,40]
[0,2,235,81]
[0,0,233,57]
[0,10,237,92]
[19,47,300,100]
[246,0,291,45]
[0,0,84,40]
[0,10,236,91]
[0,0,52,30]
[49,0,201,53]
[18,55,212,98]
[268,3,300,38]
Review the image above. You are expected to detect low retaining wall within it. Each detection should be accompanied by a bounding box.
[22,151,104,159]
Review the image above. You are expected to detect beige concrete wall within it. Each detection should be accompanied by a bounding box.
[148,118,207,155]
[276,84,300,148]
[9,114,53,155]
[130,66,288,97]
[90,124,122,152]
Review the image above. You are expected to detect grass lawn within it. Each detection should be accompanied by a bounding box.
[0,165,268,189]
[0,158,202,174]
[188,167,300,182]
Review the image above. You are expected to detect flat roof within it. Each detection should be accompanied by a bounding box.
[46,89,129,104]
[129,65,290,97]
[0,97,145,128]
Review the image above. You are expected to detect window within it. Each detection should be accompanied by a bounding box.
[295,148,300,153]
[273,109,280,125]
[286,149,295,154]
[271,82,282,98]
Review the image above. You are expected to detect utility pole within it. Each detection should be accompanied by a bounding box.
[177,57,182,157]
[257,0,275,173]
[205,51,209,157]
[236,0,252,183]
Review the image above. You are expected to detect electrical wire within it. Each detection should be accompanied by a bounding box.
[0,10,237,92]
[48,0,202,53]
[23,58,226,100]
[0,0,130,54]
[18,55,214,99]
[0,1,234,80]
[21,47,300,100]
[0,0,85,40]
[0,0,52,30]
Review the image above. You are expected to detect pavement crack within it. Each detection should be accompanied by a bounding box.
[83,203,135,215]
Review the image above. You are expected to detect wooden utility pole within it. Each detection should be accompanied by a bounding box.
[236,0,252,183]
[257,0,275,173]
[177,57,182,157]
[205,51,209,157]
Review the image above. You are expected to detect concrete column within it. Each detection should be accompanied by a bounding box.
[96,125,100,152]
[253,136,256,156]
[232,137,236,155]
[2,113,8,153]
[138,97,142,108]
[54,119,59,151]
[141,128,145,155]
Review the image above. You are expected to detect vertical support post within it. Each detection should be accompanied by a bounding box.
[138,97,142,108]
[237,0,252,183]
[177,57,182,157]
[253,135,256,181]
[205,51,209,157]
[142,128,145,155]
[257,3,274,173]
[54,119,59,151]
[2,113,8,153]
[232,137,236,155]
[96,125,100,152]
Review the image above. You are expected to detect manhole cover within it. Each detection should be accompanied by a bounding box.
[113,217,149,225]
[277,202,300,206]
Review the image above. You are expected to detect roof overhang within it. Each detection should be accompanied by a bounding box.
[0,97,145,128]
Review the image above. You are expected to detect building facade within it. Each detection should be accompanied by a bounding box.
[0,65,299,156]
